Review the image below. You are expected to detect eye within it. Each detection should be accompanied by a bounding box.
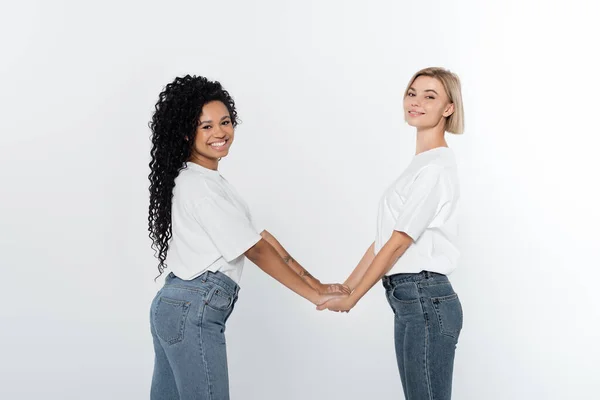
[202,125,211,130]
[222,120,231,126]
[407,92,415,97]
[426,96,435,100]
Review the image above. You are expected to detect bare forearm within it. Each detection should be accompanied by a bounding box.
[344,242,376,291]
[246,239,320,304]
[260,230,322,290]
[349,236,410,304]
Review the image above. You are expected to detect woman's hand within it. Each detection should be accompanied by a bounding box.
[316,295,357,312]
[314,292,349,307]
[319,283,352,295]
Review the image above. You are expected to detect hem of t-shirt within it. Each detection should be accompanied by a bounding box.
[393,225,421,243]
[386,258,457,276]
[222,234,262,263]
[385,266,457,276]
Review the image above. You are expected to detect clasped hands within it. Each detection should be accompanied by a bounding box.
[316,283,356,313]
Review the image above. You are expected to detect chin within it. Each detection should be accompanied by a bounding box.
[406,120,431,130]
[214,151,229,159]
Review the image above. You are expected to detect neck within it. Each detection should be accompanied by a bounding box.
[189,155,219,171]
[415,120,447,155]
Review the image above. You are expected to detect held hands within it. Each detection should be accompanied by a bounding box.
[315,283,357,313]
[319,283,351,295]
[316,294,356,313]
[313,283,350,307]
[302,271,353,310]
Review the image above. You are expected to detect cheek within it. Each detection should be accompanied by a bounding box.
[194,130,210,147]
[225,126,235,140]
[424,103,445,118]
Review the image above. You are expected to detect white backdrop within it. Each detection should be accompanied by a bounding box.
[2,1,599,399]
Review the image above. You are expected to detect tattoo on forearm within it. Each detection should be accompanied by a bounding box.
[299,268,314,280]
[283,254,294,265]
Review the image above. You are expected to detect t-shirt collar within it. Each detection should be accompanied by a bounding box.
[185,161,221,177]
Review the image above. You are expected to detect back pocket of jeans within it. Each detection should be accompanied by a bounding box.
[431,293,463,339]
[154,297,191,345]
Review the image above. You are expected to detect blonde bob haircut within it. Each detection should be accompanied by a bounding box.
[404,67,464,134]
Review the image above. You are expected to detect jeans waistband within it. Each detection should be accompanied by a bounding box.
[165,271,240,296]
[382,270,448,290]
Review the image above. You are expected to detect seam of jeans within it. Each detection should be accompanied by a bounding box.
[419,286,434,400]
[198,305,213,399]
[401,324,408,398]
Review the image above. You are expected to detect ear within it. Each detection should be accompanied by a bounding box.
[443,103,455,118]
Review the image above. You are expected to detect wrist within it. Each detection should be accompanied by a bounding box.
[315,282,327,293]
[303,276,322,291]
[309,288,322,305]
[348,292,360,307]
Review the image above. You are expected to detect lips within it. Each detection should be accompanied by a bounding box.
[408,110,425,116]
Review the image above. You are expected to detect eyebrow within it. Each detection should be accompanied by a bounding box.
[408,87,439,95]
[199,115,231,125]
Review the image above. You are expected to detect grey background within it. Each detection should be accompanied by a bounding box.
[1,0,599,399]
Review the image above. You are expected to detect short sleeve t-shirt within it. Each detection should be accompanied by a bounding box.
[376,147,460,276]
[165,162,263,282]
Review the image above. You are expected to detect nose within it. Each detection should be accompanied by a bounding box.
[213,125,226,138]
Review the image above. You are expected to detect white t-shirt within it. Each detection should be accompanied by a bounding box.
[165,162,263,282]
[376,147,460,276]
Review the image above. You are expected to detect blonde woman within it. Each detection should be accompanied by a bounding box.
[319,67,464,400]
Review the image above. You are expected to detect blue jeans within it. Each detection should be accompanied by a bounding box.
[383,271,462,400]
[150,271,240,400]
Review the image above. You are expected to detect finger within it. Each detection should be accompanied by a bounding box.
[316,303,328,311]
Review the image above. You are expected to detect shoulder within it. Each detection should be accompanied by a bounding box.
[174,168,227,200]
[408,164,458,196]
[414,164,446,183]
[418,149,458,181]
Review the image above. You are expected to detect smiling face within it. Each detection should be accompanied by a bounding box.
[403,75,455,132]
[189,100,234,169]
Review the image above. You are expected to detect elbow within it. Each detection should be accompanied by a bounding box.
[259,230,274,243]
[391,231,413,255]
[245,238,267,263]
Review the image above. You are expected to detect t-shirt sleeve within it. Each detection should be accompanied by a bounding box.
[394,167,447,242]
[192,195,262,262]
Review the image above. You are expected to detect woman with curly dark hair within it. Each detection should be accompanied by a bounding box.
[147,75,349,399]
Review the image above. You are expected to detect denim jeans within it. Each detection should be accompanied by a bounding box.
[383,271,462,400]
[150,271,240,400]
